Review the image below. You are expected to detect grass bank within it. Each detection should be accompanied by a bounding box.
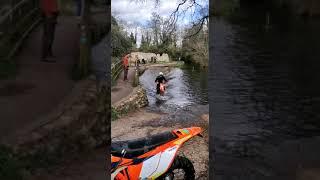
[0,144,62,180]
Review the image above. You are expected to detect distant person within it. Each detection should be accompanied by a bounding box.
[135,55,139,66]
[155,72,167,95]
[122,54,130,81]
[40,0,59,62]
[142,58,145,64]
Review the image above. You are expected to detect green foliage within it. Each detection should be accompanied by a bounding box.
[181,24,208,67]
[138,33,179,60]
[0,60,16,79]
[111,106,128,121]
[0,145,23,180]
[111,107,118,121]
[213,0,240,17]
[112,16,134,57]
[129,32,136,47]
[136,9,208,66]
[0,144,61,180]
[58,0,77,15]
[139,12,177,56]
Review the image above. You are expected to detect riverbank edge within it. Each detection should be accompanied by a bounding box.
[111,61,210,178]
[0,75,110,178]
[112,85,148,120]
[111,61,184,120]
[0,61,185,178]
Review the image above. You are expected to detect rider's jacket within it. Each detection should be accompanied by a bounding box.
[155,75,167,84]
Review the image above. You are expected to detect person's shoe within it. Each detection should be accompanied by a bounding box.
[48,54,56,58]
[41,58,56,63]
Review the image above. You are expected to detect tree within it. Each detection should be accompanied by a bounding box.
[134,32,137,44]
[129,32,136,47]
[181,23,208,66]
[150,12,162,46]
[111,16,134,57]
[136,0,209,37]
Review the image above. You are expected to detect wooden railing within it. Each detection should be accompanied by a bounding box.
[77,0,109,79]
[111,57,123,86]
[0,0,40,60]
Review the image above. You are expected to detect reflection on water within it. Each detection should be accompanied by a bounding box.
[211,10,320,180]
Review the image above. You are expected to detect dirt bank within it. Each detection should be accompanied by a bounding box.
[111,109,209,179]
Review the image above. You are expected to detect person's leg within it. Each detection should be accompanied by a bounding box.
[156,84,160,94]
[123,68,125,80]
[76,0,81,16]
[123,67,127,80]
[125,68,128,80]
[48,16,57,57]
[79,0,82,16]
[42,17,49,60]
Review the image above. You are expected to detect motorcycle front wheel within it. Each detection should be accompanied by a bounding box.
[158,156,195,180]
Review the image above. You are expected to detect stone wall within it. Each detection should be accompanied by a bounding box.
[2,76,109,160]
[113,85,148,116]
[129,52,170,65]
[1,69,147,164]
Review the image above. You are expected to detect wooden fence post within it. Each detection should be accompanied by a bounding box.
[78,0,92,78]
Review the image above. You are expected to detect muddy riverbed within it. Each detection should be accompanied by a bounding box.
[111,109,209,179]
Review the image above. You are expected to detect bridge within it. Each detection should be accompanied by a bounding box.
[0,0,109,140]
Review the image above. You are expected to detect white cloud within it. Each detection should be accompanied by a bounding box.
[112,0,179,25]
[111,0,208,47]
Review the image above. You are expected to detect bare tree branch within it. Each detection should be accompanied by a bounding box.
[184,15,208,38]
[168,0,209,37]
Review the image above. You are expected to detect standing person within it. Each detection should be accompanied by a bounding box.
[40,0,59,62]
[135,55,139,67]
[74,0,82,17]
[122,54,130,81]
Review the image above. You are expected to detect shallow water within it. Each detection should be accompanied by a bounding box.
[139,65,209,125]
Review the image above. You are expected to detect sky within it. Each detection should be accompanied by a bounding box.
[111,0,208,47]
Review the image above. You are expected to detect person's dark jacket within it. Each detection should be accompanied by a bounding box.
[155,75,167,84]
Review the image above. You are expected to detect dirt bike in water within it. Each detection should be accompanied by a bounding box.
[111,127,203,180]
[159,82,166,96]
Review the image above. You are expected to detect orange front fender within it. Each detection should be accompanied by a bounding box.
[172,127,203,145]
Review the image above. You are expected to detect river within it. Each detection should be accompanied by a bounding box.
[139,64,209,126]
[211,8,320,180]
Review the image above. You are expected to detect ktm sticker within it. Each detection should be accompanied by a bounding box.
[181,129,190,135]
[174,135,192,145]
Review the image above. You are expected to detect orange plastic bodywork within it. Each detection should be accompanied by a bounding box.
[159,83,166,96]
[111,127,202,180]
[160,83,165,91]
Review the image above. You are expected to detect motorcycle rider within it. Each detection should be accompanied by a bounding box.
[155,72,167,95]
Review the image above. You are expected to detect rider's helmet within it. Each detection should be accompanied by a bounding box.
[159,72,163,76]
